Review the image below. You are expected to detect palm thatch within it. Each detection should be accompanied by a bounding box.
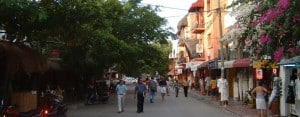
[0,41,47,75]
[0,41,48,101]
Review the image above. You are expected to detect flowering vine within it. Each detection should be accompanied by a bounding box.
[224,0,300,62]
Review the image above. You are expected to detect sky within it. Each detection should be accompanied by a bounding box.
[141,0,197,53]
[141,0,197,34]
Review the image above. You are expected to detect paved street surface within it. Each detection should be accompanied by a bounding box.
[67,84,233,117]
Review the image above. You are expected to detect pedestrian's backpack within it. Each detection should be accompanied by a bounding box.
[149,80,157,92]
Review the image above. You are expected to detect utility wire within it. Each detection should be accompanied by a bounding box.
[141,2,230,13]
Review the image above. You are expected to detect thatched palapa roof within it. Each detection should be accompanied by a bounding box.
[0,41,47,75]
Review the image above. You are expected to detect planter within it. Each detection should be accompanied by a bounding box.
[247,103,255,109]
[270,99,280,115]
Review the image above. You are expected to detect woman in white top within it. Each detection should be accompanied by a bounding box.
[219,77,229,107]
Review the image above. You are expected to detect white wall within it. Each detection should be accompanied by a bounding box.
[233,81,239,100]
[280,66,289,116]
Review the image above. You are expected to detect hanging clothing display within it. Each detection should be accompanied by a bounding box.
[268,77,280,106]
[286,81,296,104]
[295,78,300,100]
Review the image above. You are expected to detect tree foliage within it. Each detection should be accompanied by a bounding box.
[0,0,171,79]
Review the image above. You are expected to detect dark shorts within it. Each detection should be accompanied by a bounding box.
[211,88,218,96]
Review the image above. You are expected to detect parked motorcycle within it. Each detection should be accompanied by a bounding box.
[86,89,109,105]
[41,93,68,117]
[2,104,42,117]
[2,93,67,117]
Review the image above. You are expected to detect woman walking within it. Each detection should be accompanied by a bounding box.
[174,80,179,97]
[251,81,268,117]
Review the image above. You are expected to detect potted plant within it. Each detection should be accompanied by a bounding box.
[247,99,255,109]
[244,89,255,109]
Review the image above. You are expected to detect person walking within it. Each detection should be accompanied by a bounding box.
[174,80,179,97]
[183,79,190,97]
[159,77,167,101]
[205,76,211,95]
[210,78,218,100]
[54,85,64,101]
[199,78,205,95]
[251,81,268,117]
[166,80,170,96]
[116,80,127,113]
[219,77,229,107]
[134,78,147,113]
[148,77,157,103]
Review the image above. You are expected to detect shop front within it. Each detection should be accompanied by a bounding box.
[208,59,220,79]
[278,56,300,116]
[252,58,282,114]
[176,64,186,86]
[186,61,204,89]
[233,58,254,101]
[223,60,235,99]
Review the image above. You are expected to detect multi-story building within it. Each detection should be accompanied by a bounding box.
[170,0,254,104]
[171,0,226,88]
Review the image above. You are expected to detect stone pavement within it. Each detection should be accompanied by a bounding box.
[188,88,281,117]
[67,86,279,117]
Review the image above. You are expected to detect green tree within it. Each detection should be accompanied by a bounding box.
[111,0,170,76]
[0,0,171,79]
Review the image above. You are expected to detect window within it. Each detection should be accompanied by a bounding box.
[207,33,212,48]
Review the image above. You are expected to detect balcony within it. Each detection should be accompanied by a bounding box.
[192,23,205,33]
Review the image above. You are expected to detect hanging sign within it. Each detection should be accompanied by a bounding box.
[273,68,278,76]
[256,69,263,79]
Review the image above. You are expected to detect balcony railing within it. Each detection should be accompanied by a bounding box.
[191,23,205,33]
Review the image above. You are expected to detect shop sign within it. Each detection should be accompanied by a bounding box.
[208,60,218,69]
[50,49,60,58]
[256,69,263,79]
[177,69,182,74]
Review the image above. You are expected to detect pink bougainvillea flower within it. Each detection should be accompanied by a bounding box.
[251,20,260,26]
[259,34,272,44]
[277,0,290,10]
[264,9,284,22]
[273,47,284,62]
[288,47,295,56]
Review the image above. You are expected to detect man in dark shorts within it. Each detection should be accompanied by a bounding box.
[210,78,218,100]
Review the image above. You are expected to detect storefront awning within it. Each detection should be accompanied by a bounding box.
[198,61,208,68]
[224,60,234,68]
[233,58,252,68]
[209,59,220,69]
[186,61,204,71]
[278,56,300,68]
